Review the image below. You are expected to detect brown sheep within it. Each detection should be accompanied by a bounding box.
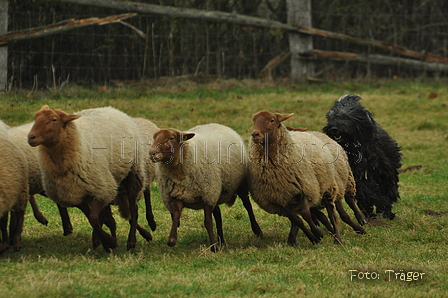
[248,111,365,246]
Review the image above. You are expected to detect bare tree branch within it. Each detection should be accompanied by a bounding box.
[0,13,137,45]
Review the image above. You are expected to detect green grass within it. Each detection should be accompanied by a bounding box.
[1,78,447,297]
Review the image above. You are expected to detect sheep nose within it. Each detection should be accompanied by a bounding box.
[251,131,260,138]
[330,127,339,135]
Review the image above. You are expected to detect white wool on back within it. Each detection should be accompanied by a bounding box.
[0,120,10,139]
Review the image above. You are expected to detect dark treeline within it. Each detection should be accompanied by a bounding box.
[6,0,448,88]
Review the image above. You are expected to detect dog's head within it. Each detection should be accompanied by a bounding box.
[323,94,378,147]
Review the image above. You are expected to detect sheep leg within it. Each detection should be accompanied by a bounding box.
[310,207,335,234]
[287,222,299,246]
[335,200,367,235]
[29,195,49,226]
[278,206,320,245]
[298,199,324,241]
[0,213,8,254]
[168,199,183,247]
[77,203,101,249]
[144,187,157,231]
[57,204,73,236]
[212,206,225,246]
[9,210,25,252]
[126,194,138,251]
[236,186,263,237]
[102,205,117,241]
[204,205,218,252]
[324,201,342,245]
[79,200,117,252]
[344,194,368,226]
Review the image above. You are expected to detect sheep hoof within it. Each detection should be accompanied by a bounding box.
[167,239,176,247]
[137,228,153,242]
[148,220,157,232]
[13,246,22,252]
[126,244,136,251]
[92,240,102,249]
[63,229,73,236]
[356,228,368,235]
[360,220,368,226]
[210,243,219,253]
[36,215,49,226]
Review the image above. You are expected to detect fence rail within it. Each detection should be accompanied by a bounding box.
[1,0,448,90]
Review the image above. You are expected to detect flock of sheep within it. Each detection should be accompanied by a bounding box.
[0,105,368,254]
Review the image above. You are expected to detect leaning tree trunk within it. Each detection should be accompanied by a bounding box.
[0,0,8,92]
[287,0,314,80]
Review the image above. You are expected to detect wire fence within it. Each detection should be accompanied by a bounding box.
[6,0,448,88]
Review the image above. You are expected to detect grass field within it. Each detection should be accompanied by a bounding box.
[0,79,447,297]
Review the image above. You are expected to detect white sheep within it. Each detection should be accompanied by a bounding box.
[27,105,151,251]
[9,122,73,235]
[149,123,262,252]
[248,111,365,246]
[0,120,29,254]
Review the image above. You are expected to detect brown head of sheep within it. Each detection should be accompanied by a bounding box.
[28,107,81,148]
[150,129,195,166]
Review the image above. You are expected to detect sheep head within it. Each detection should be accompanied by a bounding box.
[28,105,81,147]
[251,111,294,145]
[150,129,195,164]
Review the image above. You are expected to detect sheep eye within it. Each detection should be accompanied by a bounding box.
[270,119,275,123]
[51,118,57,122]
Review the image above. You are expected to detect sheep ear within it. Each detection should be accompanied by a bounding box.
[39,105,50,111]
[275,113,294,123]
[182,133,195,142]
[61,113,81,124]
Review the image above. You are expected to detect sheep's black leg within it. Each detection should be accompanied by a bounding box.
[29,195,49,226]
[0,213,9,254]
[335,200,367,235]
[168,199,183,247]
[298,199,324,241]
[102,205,117,241]
[78,200,117,252]
[77,203,101,249]
[310,207,335,234]
[324,200,342,244]
[237,184,263,237]
[287,221,299,246]
[278,206,320,245]
[57,204,73,236]
[204,205,218,252]
[212,206,224,246]
[144,187,157,231]
[344,193,367,225]
[9,209,25,252]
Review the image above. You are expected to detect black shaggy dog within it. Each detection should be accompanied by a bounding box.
[323,94,401,220]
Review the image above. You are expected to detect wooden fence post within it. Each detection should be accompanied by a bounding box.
[0,0,7,92]
[287,0,314,80]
